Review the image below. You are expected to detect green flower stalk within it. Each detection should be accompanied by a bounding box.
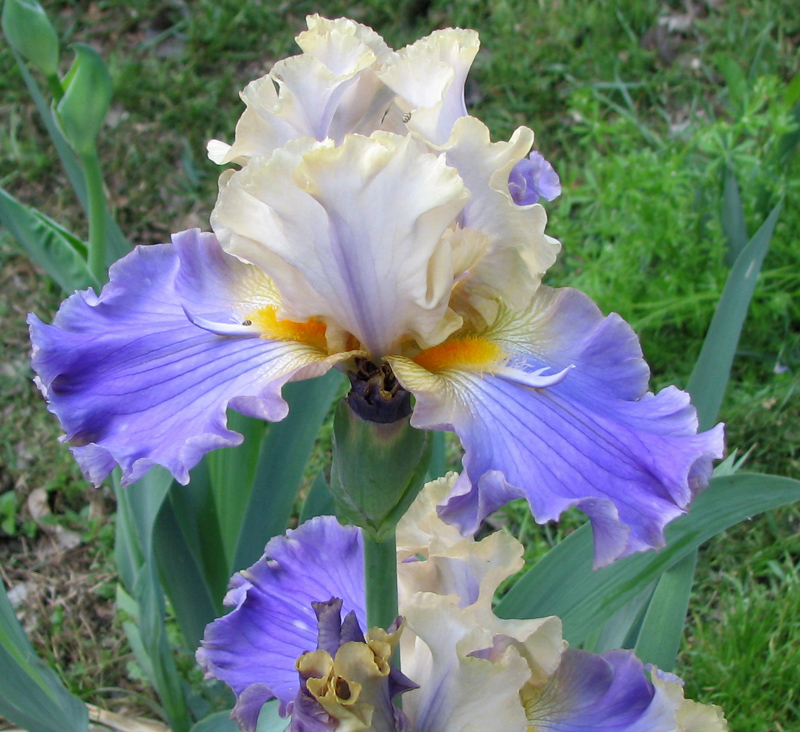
[55,43,113,283]
[330,359,432,630]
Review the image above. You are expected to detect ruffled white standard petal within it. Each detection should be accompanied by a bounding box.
[212,133,468,356]
[399,480,563,730]
[437,116,561,317]
[401,595,531,732]
[208,15,394,165]
[650,671,728,732]
[378,29,480,145]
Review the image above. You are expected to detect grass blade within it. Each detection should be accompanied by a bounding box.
[714,53,748,110]
[496,473,800,646]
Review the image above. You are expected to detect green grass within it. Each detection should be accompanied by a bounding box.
[684,503,800,731]
[1,1,800,730]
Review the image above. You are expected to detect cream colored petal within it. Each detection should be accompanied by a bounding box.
[677,701,729,732]
[207,138,234,165]
[270,52,373,140]
[209,16,395,165]
[398,525,523,614]
[300,15,392,68]
[396,473,463,559]
[379,28,480,145]
[401,594,530,732]
[212,133,468,357]
[208,75,299,165]
[295,16,397,142]
[651,673,729,732]
[439,117,561,312]
[396,479,565,686]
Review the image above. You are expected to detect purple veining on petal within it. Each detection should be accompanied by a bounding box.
[508,151,561,205]
[413,287,724,567]
[525,649,677,732]
[197,517,365,727]
[28,229,332,487]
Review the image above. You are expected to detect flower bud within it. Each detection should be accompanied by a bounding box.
[55,43,112,155]
[330,399,431,541]
[2,0,59,76]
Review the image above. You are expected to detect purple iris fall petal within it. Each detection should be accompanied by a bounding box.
[197,517,365,724]
[508,151,561,205]
[524,649,676,731]
[28,229,333,487]
[406,287,724,567]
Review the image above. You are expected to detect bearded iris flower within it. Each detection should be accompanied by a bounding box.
[197,476,728,732]
[29,16,722,567]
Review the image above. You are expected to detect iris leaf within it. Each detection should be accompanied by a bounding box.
[299,471,336,524]
[496,473,800,648]
[154,492,221,650]
[189,702,283,732]
[232,371,344,571]
[114,467,192,732]
[632,551,698,670]
[627,199,783,668]
[0,582,89,732]
[427,430,447,480]
[721,165,748,267]
[0,186,96,292]
[208,412,267,571]
[688,199,781,431]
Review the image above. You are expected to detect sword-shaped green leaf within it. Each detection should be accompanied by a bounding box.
[496,473,800,647]
[0,580,89,732]
[632,551,697,670]
[688,200,781,432]
[0,187,96,292]
[114,467,192,732]
[233,371,344,571]
[626,200,783,668]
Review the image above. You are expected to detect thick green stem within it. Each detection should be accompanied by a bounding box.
[81,149,108,284]
[364,530,398,633]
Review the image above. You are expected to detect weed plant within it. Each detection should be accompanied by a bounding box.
[1,2,799,731]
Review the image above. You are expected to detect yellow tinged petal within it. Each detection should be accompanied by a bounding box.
[247,305,328,352]
[412,337,505,373]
